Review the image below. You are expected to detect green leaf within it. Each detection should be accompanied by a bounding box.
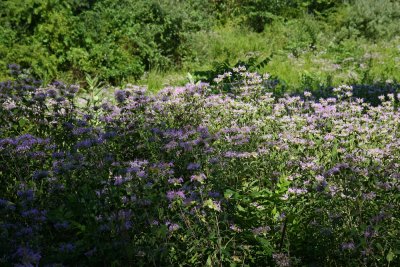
[187,72,194,84]
[206,256,212,266]
[224,189,236,199]
[70,220,86,233]
[387,250,395,262]
[331,142,338,159]
[272,206,277,216]
[203,199,221,211]
[19,118,28,127]
[237,204,246,212]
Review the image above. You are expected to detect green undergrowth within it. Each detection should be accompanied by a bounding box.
[183,16,400,93]
[1,0,400,92]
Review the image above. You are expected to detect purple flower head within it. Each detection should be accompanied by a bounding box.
[252,226,271,235]
[208,191,221,198]
[151,220,160,226]
[115,90,127,103]
[54,221,69,230]
[151,127,162,134]
[72,126,91,136]
[175,190,186,199]
[16,145,30,152]
[272,253,290,267]
[164,140,178,150]
[316,180,328,192]
[34,92,46,101]
[197,126,210,139]
[165,221,180,232]
[371,211,387,223]
[46,88,57,98]
[14,246,41,265]
[68,84,79,94]
[180,142,193,151]
[28,151,46,159]
[190,173,206,183]
[16,227,34,237]
[52,151,65,159]
[187,162,201,171]
[52,80,66,89]
[32,170,49,180]
[377,182,392,191]
[229,224,242,232]
[75,139,94,149]
[123,220,132,230]
[210,200,222,211]
[118,210,132,220]
[166,190,186,201]
[21,208,47,222]
[56,96,66,102]
[8,63,21,76]
[114,175,125,186]
[17,189,35,201]
[137,170,147,178]
[224,151,240,158]
[63,122,74,130]
[362,192,376,200]
[209,157,219,164]
[8,63,20,71]
[288,187,308,195]
[101,131,117,140]
[341,242,355,250]
[59,243,75,253]
[100,101,113,111]
[128,159,149,173]
[0,198,7,206]
[364,226,377,238]
[168,223,180,232]
[168,177,184,185]
[324,133,335,141]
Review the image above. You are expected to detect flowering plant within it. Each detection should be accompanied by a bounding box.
[1,65,399,266]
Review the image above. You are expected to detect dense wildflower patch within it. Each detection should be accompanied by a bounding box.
[1,66,399,266]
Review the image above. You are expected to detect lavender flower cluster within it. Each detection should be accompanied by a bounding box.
[0,65,399,266]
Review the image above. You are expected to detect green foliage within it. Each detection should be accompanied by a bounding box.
[209,0,340,32]
[1,0,400,88]
[0,0,213,84]
[332,0,400,40]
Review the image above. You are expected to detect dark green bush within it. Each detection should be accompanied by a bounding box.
[209,0,340,32]
[0,0,213,83]
[1,0,399,85]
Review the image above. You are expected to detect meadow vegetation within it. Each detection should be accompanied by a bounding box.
[1,0,400,90]
[1,0,400,266]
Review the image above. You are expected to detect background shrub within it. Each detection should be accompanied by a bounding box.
[0,0,213,84]
[332,0,400,41]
